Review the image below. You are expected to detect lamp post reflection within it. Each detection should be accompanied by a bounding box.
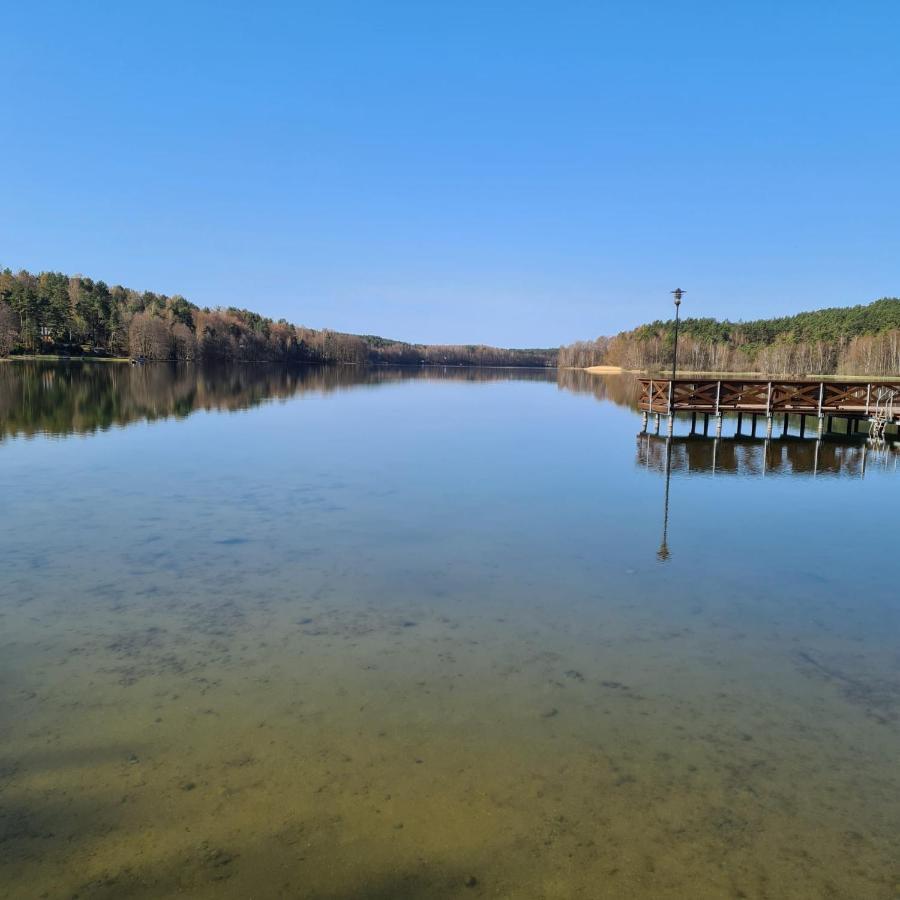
[656,436,673,561]
[639,432,900,560]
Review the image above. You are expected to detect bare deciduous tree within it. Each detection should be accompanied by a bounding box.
[129,312,173,359]
[0,302,19,356]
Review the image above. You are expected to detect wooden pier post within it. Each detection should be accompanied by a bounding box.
[766,416,773,438]
[782,413,790,437]
[713,381,723,438]
[799,415,806,438]
[751,413,758,437]
[667,414,674,436]
[654,413,661,434]
[690,411,697,434]
[736,412,743,435]
[815,383,824,441]
[817,415,825,438]
[703,413,709,436]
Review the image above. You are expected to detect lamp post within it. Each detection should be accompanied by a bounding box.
[670,288,685,382]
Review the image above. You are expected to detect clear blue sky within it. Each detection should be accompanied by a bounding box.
[3,2,898,346]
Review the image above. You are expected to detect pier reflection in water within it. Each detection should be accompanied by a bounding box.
[638,433,900,478]
[638,429,898,564]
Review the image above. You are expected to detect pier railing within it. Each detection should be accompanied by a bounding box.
[639,378,900,419]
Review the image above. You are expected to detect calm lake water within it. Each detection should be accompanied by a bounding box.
[1,361,898,900]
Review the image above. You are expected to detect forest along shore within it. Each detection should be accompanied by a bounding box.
[4,267,899,377]
[0,268,557,368]
[561,297,900,377]
[592,369,897,382]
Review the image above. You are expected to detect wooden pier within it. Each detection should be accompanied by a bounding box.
[639,378,900,439]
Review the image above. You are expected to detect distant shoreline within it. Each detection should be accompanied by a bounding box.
[1,355,557,371]
[582,366,896,381]
[1,354,131,363]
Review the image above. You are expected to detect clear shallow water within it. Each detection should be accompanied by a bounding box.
[1,362,898,899]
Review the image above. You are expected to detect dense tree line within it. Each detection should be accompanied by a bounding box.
[559,299,900,375]
[0,268,557,367]
[556,337,611,369]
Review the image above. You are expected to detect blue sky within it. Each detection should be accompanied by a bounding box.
[2,2,898,346]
